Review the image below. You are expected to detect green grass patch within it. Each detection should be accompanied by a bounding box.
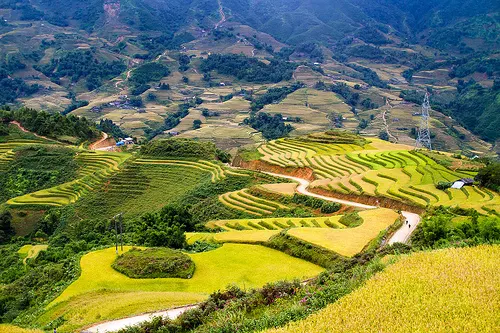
[112,247,195,279]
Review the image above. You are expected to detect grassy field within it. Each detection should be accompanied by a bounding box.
[287,209,399,256]
[46,244,323,331]
[37,291,205,333]
[0,325,43,333]
[17,244,48,264]
[266,245,500,333]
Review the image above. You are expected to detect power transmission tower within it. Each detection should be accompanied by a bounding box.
[415,92,432,150]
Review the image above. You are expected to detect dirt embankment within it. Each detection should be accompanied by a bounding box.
[233,157,315,182]
[309,187,425,215]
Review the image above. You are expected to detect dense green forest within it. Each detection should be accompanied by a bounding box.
[250,83,304,112]
[0,108,99,142]
[35,50,126,90]
[400,81,500,142]
[0,55,40,105]
[200,54,297,83]
[244,113,294,140]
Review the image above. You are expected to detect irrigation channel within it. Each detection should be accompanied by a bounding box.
[81,171,421,333]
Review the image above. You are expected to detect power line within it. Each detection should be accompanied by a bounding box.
[415,92,432,150]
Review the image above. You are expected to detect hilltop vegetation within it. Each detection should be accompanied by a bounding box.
[1,108,99,142]
[112,247,195,279]
[140,139,219,160]
[0,145,78,203]
[35,50,126,91]
[200,54,297,83]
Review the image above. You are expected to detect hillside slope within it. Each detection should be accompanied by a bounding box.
[267,245,500,333]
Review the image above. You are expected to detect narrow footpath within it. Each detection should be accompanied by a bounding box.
[82,305,197,333]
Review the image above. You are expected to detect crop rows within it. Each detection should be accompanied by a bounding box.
[258,138,363,167]
[0,141,45,172]
[257,141,499,212]
[85,163,211,218]
[316,151,499,212]
[208,216,345,230]
[266,245,500,333]
[135,159,248,182]
[7,151,130,207]
[218,189,289,216]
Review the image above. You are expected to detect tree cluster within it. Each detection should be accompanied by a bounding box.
[35,50,126,91]
[243,113,293,140]
[200,54,297,83]
[250,83,304,112]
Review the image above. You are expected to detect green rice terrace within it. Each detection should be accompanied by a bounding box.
[253,133,500,214]
[0,126,499,333]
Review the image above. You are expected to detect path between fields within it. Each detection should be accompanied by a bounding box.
[10,121,61,143]
[89,131,108,150]
[382,100,398,142]
[81,305,198,333]
[215,0,226,29]
[259,171,421,243]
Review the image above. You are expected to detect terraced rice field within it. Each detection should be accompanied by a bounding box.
[206,216,345,231]
[135,158,249,182]
[266,245,500,333]
[258,139,499,213]
[73,163,213,220]
[7,151,131,207]
[258,138,364,168]
[0,140,45,172]
[0,325,43,333]
[46,245,323,332]
[218,189,289,216]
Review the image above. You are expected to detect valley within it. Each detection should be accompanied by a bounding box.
[0,1,498,333]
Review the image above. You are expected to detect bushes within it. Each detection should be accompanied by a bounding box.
[411,208,500,248]
[475,162,500,192]
[339,212,363,228]
[265,232,348,270]
[140,138,218,160]
[436,181,453,190]
[244,113,294,140]
[291,194,341,214]
[134,205,194,248]
[321,202,342,214]
[200,54,297,83]
[112,248,195,279]
[129,62,170,85]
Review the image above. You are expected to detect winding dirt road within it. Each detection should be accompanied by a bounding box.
[82,305,197,333]
[215,0,226,29]
[89,131,109,150]
[10,121,60,143]
[261,171,420,243]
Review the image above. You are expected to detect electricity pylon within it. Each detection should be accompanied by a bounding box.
[416,92,432,150]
